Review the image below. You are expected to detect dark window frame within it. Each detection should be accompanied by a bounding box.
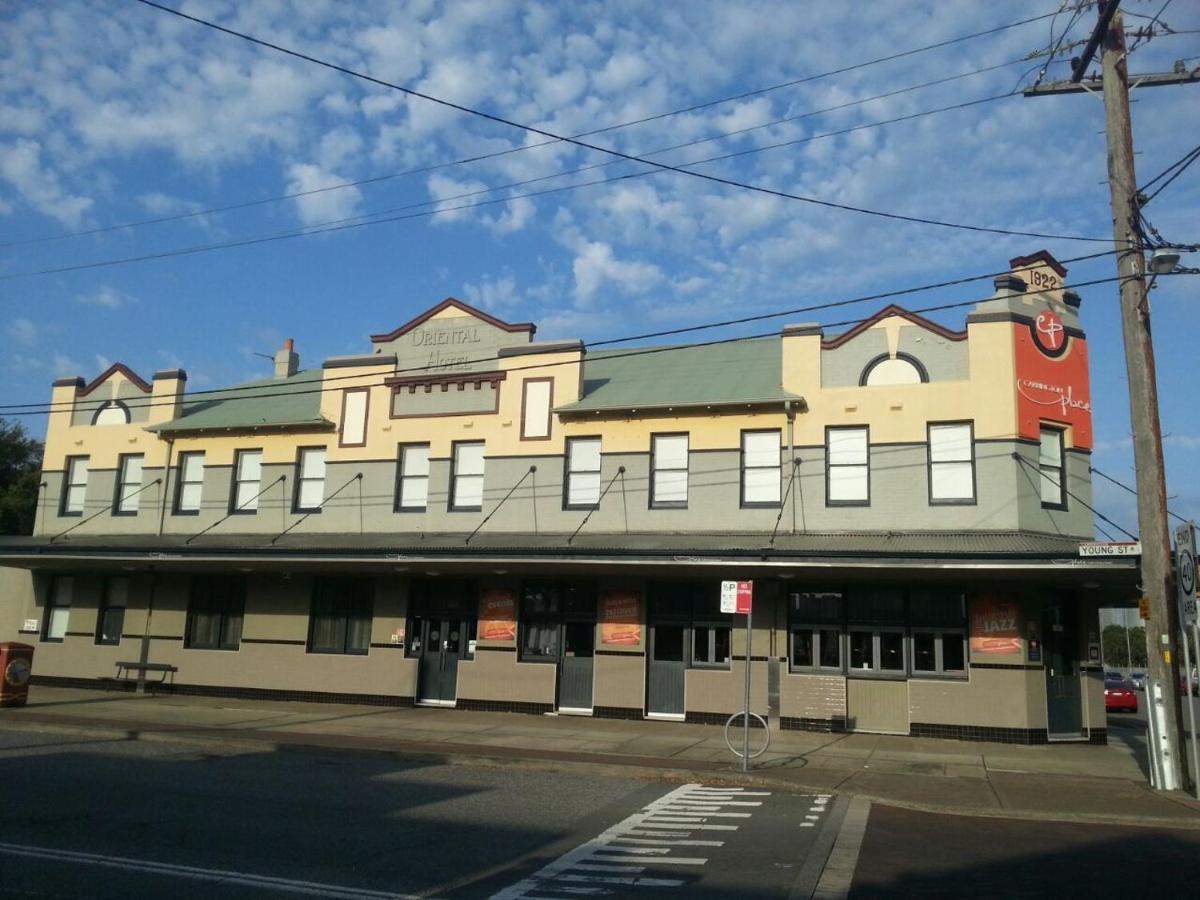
[184,575,245,651]
[91,399,131,425]
[95,576,129,646]
[395,442,431,512]
[927,420,977,506]
[648,581,731,671]
[307,577,374,656]
[520,377,554,441]
[563,435,602,511]
[825,425,870,508]
[60,455,89,517]
[649,432,689,509]
[338,387,370,449]
[173,451,205,516]
[787,590,846,674]
[740,429,782,509]
[448,440,486,512]
[1039,425,1067,510]
[859,352,929,386]
[229,448,264,516]
[293,445,327,514]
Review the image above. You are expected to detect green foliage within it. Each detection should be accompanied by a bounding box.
[1102,622,1148,668]
[0,418,43,535]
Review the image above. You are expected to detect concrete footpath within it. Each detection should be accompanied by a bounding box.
[5,686,1199,829]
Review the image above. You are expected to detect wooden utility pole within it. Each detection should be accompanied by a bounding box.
[1024,1,1196,789]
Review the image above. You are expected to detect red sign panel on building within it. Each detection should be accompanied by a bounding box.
[1014,311,1092,450]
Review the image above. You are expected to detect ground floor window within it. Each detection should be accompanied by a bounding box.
[43,576,73,642]
[308,577,373,655]
[518,581,595,662]
[789,587,967,679]
[95,577,129,646]
[649,581,732,670]
[185,576,245,650]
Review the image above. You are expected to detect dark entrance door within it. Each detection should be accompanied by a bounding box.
[409,580,475,707]
[557,620,595,711]
[647,624,686,716]
[1043,604,1083,739]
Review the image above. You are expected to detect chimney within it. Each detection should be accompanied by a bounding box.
[275,338,299,379]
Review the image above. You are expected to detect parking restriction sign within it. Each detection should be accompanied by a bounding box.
[1177,524,1198,627]
[720,580,753,614]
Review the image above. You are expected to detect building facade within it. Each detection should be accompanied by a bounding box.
[0,250,1137,743]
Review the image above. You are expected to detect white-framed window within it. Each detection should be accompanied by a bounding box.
[521,378,553,440]
[114,454,144,515]
[295,447,327,513]
[1039,426,1066,509]
[741,430,781,506]
[651,433,688,508]
[396,444,430,511]
[564,437,601,509]
[339,388,369,447]
[450,441,485,511]
[175,452,204,514]
[43,576,72,642]
[827,426,869,505]
[928,422,975,504]
[61,456,89,516]
[232,449,263,514]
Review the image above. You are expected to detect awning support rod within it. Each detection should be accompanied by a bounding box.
[270,472,362,545]
[465,466,535,545]
[185,475,286,545]
[568,466,625,545]
[51,478,162,543]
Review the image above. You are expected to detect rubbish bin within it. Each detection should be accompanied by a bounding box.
[0,642,34,708]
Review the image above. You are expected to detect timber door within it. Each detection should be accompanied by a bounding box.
[409,580,475,707]
[557,621,595,712]
[1043,605,1083,739]
[647,624,686,717]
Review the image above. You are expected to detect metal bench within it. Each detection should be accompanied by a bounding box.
[109,661,178,694]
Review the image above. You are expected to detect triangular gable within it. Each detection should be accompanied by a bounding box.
[370,297,535,344]
[822,304,966,349]
[77,363,152,397]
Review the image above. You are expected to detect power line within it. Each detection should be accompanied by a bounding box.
[1141,145,1200,204]
[133,1,1115,245]
[0,257,1124,412]
[0,84,1030,281]
[2,7,1069,249]
[0,272,1146,417]
[1014,454,1138,540]
[1090,463,1190,524]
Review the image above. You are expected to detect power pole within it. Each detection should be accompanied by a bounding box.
[1024,1,1196,790]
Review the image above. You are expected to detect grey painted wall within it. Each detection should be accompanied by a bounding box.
[35,438,1095,539]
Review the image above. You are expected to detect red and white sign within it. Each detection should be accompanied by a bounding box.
[1032,310,1066,355]
[720,580,753,614]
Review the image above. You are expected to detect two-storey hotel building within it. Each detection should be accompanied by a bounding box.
[0,251,1138,743]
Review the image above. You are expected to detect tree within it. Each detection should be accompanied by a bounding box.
[1102,622,1148,669]
[0,418,43,535]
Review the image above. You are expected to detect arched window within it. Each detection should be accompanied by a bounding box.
[92,401,130,425]
[861,354,927,386]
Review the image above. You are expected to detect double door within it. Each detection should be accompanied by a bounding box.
[409,580,475,707]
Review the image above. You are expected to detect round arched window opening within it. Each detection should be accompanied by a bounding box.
[861,354,927,386]
[92,400,131,425]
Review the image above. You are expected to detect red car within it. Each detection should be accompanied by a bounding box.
[1105,676,1138,713]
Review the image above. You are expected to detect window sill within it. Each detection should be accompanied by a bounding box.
[846,670,907,681]
[307,648,369,656]
[787,666,845,676]
[173,509,201,517]
[826,500,870,508]
[929,498,977,506]
[689,663,732,671]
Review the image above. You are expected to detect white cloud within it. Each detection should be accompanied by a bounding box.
[94,354,112,372]
[462,274,519,313]
[76,286,136,310]
[571,239,664,304]
[7,318,37,346]
[0,138,93,227]
[286,163,363,227]
[51,353,81,377]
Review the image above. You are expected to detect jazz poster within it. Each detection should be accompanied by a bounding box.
[969,594,1023,655]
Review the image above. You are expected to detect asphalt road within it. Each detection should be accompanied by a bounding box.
[0,724,832,899]
[851,804,1200,898]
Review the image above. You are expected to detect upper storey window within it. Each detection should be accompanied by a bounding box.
[564,437,602,509]
[928,423,975,504]
[741,430,781,507]
[61,456,89,516]
[295,447,327,513]
[450,441,485,511]
[651,433,689,508]
[175,452,204,515]
[1039,427,1067,510]
[861,354,926,386]
[827,427,869,506]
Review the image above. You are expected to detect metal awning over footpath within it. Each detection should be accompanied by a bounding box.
[0,531,1139,595]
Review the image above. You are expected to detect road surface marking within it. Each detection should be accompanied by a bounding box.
[489,783,771,898]
[0,841,416,899]
[812,796,871,900]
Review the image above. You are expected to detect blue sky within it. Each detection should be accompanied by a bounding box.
[1,0,1197,536]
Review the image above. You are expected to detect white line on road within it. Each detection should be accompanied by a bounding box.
[0,841,418,899]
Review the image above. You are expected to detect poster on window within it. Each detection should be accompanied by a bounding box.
[969,594,1023,654]
[478,588,517,642]
[600,589,642,646]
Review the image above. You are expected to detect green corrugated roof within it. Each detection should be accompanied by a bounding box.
[558,336,799,413]
[148,369,331,434]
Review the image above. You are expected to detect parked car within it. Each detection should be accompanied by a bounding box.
[1105,674,1139,713]
[1129,671,1147,691]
